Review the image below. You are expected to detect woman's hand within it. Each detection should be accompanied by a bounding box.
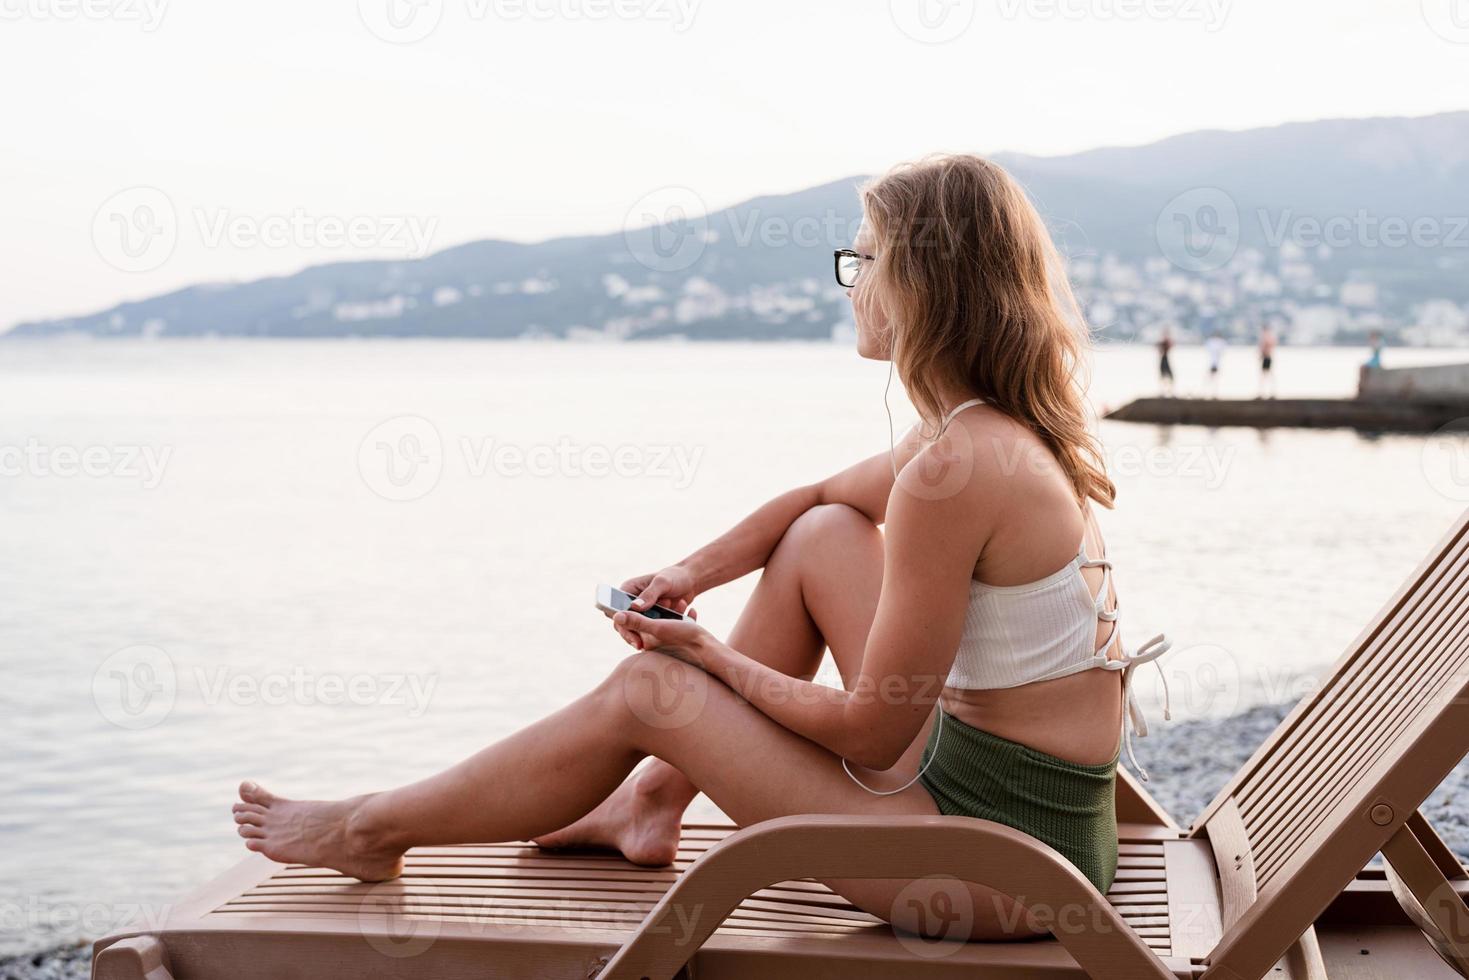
[621,565,698,612]
[611,609,719,667]
[610,566,699,647]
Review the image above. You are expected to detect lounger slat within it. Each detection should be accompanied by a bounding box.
[225,893,882,928]
[1112,868,1167,882]
[246,887,878,925]
[1107,893,1169,905]
[240,884,668,906]
[267,869,684,887]
[252,877,878,915]
[213,904,872,939]
[1121,856,1167,869]
[1105,879,1171,895]
[222,895,878,932]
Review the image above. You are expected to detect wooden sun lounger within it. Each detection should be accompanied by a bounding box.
[94,509,1469,980]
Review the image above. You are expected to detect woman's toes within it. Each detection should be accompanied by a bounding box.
[237,824,265,839]
[238,781,276,806]
[244,838,265,853]
[234,809,265,826]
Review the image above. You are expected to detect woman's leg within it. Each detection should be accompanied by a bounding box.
[234,649,1032,938]
[532,503,886,863]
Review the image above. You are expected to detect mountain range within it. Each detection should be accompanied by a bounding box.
[10,111,1469,342]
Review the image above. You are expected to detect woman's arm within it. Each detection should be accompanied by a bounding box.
[623,428,925,621]
[619,438,994,770]
[673,427,925,596]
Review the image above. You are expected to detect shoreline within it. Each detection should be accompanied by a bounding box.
[5,705,1465,978]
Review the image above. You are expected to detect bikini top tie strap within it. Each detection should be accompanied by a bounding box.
[1078,541,1117,622]
[1099,633,1173,781]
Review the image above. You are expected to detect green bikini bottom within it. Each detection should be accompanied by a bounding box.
[918,710,1120,894]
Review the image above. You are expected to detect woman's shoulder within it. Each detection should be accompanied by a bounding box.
[897,406,1069,516]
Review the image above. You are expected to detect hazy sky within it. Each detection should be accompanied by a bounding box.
[2,0,1466,328]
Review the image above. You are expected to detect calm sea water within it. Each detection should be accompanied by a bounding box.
[2,339,1467,955]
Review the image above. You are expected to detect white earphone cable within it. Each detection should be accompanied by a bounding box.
[840,352,945,796]
[883,354,899,479]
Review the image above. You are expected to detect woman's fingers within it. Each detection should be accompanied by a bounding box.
[620,575,653,602]
[607,613,639,645]
[603,604,644,648]
[614,619,640,647]
[615,610,666,643]
[614,611,704,656]
[630,577,666,611]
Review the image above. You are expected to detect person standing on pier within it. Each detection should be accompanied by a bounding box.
[1258,324,1277,399]
[1359,330,1385,392]
[1158,327,1175,396]
[1364,331,1384,370]
[1205,330,1226,398]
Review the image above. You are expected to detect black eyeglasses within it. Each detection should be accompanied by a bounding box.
[834,248,874,288]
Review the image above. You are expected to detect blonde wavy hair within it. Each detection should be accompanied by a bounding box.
[861,154,1115,508]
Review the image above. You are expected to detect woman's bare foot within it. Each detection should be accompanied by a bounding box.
[233,781,405,882]
[532,770,687,867]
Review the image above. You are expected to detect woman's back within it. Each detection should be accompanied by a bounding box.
[921,403,1125,766]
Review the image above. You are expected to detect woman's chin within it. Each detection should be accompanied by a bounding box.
[855,336,889,361]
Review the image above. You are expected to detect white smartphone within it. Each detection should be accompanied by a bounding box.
[595,584,687,621]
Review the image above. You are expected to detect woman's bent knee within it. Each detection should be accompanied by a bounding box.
[782,503,880,558]
[601,651,718,738]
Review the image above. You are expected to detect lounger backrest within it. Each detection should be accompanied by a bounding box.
[1191,508,1469,979]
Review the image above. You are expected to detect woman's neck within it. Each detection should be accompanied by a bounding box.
[934,382,983,417]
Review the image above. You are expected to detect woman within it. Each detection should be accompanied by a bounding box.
[232,155,1167,941]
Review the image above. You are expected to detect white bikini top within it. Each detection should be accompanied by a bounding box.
[939,398,1173,778]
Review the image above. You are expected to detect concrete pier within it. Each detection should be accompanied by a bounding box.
[1105,397,1469,433]
[1107,361,1469,433]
